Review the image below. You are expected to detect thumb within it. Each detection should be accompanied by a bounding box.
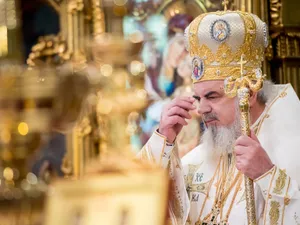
[250,129,260,143]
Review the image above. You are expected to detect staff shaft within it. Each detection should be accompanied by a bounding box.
[238,88,257,225]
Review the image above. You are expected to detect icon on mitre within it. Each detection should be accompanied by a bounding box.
[210,19,230,42]
[192,57,204,80]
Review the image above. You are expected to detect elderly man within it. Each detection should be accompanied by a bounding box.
[139,9,300,225]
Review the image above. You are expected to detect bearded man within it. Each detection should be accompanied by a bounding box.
[138,9,300,225]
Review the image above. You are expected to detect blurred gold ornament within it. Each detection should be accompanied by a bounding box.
[45,34,169,225]
[27,0,107,179]
[158,0,208,20]
[0,64,90,224]
[27,35,70,67]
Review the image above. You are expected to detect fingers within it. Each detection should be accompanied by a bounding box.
[159,96,194,135]
[250,130,260,142]
[235,159,249,174]
[234,145,249,156]
[168,97,195,111]
[235,135,256,147]
[235,130,260,147]
[235,149,250,174]
[167,106,192,119]
[175,96,195,103]
[167,115,188,126]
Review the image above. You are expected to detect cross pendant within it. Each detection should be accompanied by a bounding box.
[237,55,247,77]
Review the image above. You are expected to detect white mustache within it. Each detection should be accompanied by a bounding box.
[202,113,219,122]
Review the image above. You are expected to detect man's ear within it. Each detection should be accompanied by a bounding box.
[249,90,258,107]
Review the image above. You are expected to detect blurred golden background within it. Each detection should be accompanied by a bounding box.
[0,0,299,224]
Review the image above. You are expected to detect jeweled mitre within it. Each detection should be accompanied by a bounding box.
[184,11,268,83]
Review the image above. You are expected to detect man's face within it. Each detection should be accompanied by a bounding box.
[193,80,236,127]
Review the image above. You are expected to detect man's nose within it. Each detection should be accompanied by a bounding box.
[197,99,212,115]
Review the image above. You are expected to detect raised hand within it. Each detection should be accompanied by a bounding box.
[158,96,196,143]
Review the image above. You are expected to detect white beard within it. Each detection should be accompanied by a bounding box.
[201,105,241,156]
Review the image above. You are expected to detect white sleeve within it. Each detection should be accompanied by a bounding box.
[138,131,190,224]
[137,130,174,168]
[255,166,300,224]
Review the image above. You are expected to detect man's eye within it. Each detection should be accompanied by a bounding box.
[207,96,218,100]
[193,95,200,101]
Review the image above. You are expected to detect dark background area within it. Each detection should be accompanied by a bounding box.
[21,0,65,177]
[21,0,60,59]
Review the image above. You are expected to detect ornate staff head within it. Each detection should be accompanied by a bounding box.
[184,9,269,97]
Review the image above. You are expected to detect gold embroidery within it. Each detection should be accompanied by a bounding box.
[139,145,156,163]
[146,144,155,163]
[139,147,148,160]
[195,157,222,224]
[254,166,274,182]
[172,194,182,222]
[184,164,202,190]
[269,194,273,199]
[185,217,192,225]
[236,191,246,204]
[196,66,258,82]
[188,11,265,83]
[284,197,290,205]
[279,92,287,98]
[158,137,166,164]
[281,177,291,224]
[197,44,215,65]
[273,169,287,195]
[170,163,184,222]
[263,166,278,224]
[269,201,280,225]
[215,10,230,16]
[189,180,210,195]
[256,85,289,135]
[215,43,233,65]
[189,14,206,54]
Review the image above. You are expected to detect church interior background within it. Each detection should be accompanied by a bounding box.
[0,0,299,224]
